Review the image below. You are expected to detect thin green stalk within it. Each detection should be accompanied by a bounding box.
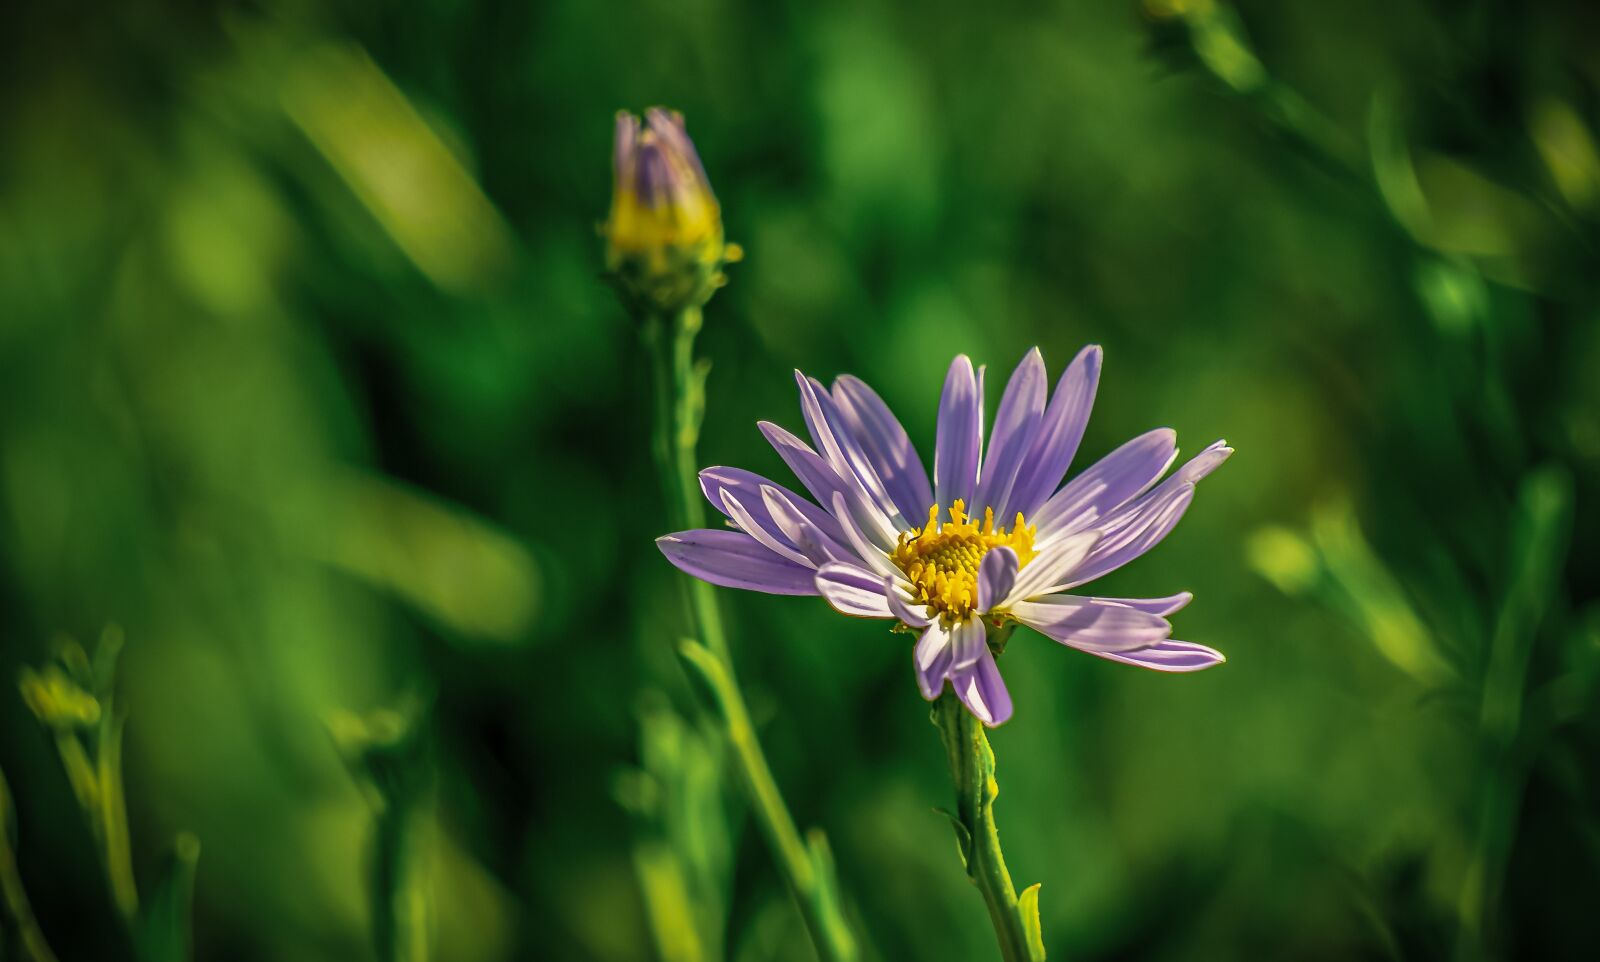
[646,309,859,962]
[933,694,1046,962]
[373,795,428,962]
[647,306,729,664]
[678,642,857,962]
[0,768,60,962]
[97,712,139,919]
[52,734,98,828]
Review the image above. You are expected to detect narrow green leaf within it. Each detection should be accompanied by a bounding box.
[932,807,972,870]
[1481,466,1573,741]
[135,834,199,962]
[675,641,735,719]
[1367,92,1431,239]
[1017,883,1046,961]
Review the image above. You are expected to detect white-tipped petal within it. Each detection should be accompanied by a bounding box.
[886,578,932,628]
[829,491,903,580]
[815,563,894,619]
[1002,530,1099,606]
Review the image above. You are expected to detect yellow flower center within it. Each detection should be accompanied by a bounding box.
[890,500,1037,624]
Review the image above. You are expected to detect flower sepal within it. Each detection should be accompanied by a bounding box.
[604,233,741,318]
[985,621,1017,658]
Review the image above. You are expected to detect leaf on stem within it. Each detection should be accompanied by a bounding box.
[932,807,972,871]
[1017,883,1046,960]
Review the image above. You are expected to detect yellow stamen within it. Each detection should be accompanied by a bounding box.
[890,500,1037,625]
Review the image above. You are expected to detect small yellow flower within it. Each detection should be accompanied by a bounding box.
[604,108,740,314]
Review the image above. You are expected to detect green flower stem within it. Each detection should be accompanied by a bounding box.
[52,731,99,829]
[97,713,139,920]
[0,767,61,962]
[646,306,729,664]
[933,693,1046,962]
[678,641,858,962]
[645,308,859,962]
[373,792,428,962]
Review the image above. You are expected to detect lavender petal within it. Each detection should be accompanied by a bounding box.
[949,614,988,670]
[1062,440,1230,586]
[976,546,1019,614]
[1072,592,1194,616]
[934,355,982,510]
[757,421,849,516]
[1033,428,1177,536]
[700,466,846,544]
[759,487,851,565]
[644,107,711,191]
[952,644,1013,727]
[1064,482,1196,587]
[829,492,902,580]
[914,621,954,699]
[720,490,811,568]
[796,371,903,526]
[886,577,932,628]
[1008,345,1101,520]
[1001,530,1099,607]
[832,374,935,521]
[1090,640,1226,672]
[612,111,640,184]
[973,348,1046,519]
[816,562,894,619]
[1009,596,1173,652]
[657,530,819,595]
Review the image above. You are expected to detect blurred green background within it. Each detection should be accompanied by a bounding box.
[3,1,1599,959]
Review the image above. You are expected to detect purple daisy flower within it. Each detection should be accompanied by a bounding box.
[658,346,1231,727]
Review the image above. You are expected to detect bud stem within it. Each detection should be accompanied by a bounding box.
[0,767,61,962]
[645,308,861,962]
[933,693,1047,962]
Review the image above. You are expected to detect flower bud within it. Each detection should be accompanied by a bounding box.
[18,664,100,729]
[603,108,740,315]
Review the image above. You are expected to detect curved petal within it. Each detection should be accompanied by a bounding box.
[973,348,1046,519]
[1008,345,1101,520]
[976,546,1019,614]
[720,490,811,568]
[831,375,934,521]
[886,577,932,628]
[949,614,988,670]
[1059,440,1230,587]
[1010,596,1173,651]
[1073,592,1193,616]
[1002,530,1099,607]
[1172,439,1232,486]
[700,466,845,544]
[914,620,954,699]
[790,523,846,566]
[657,530,819,595]
[796,372,905,527]
[816,562,894,618]
[934,355,982,510]
[829,492,902,580]
[760,421,898,548]
[1064,483,1196,588]
[758,421,850,517]
[760,485,851,564]
[1033,428,1177,537]
[613,112,639,181]
[1090,640,1225,672]
[951,644,1013,726]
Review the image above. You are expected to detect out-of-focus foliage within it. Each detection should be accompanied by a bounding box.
[1,1,1598,960]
